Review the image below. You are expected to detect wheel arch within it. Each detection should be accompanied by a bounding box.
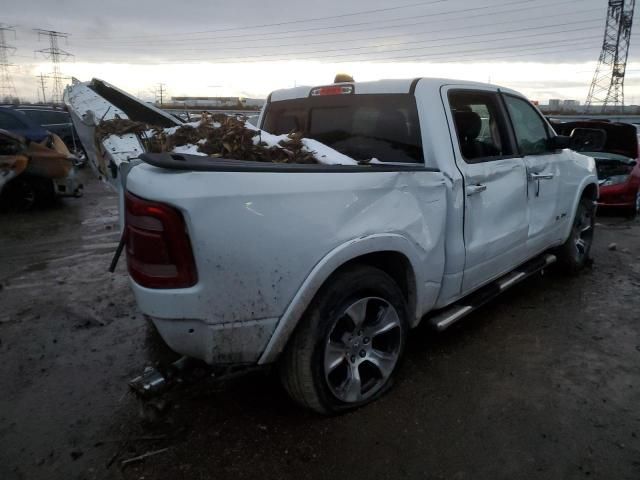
[561,178,598,242]
[258,234,429,364]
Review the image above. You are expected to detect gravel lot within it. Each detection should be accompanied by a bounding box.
[1,171,639,480]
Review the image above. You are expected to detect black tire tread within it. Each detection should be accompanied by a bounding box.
[279,264,406,414]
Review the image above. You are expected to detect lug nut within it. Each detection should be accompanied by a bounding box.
[359,350,366,358]
[350,355,356,363]
[363,337,370,344]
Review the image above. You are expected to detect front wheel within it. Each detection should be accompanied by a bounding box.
[279,265,408,414]
[556,196,596,274]
[627,189,640,219]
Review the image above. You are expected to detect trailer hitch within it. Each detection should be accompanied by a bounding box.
[128,356,265,422]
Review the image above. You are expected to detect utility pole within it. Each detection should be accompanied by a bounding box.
[155,83,167,107]
[585,0,635,113]
[0,24,18,103]
[34,29,73,104]
[37,73,47,104]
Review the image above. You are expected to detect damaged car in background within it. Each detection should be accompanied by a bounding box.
[552,120,640,217]
[0,129,82,210]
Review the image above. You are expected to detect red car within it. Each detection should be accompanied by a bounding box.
[552,120,640,217]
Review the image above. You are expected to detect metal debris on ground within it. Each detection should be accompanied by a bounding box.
[120,447,170,467]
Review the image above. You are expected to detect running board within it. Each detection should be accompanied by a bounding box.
[429,253,557,332]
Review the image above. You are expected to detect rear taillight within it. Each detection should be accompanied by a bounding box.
[125,191,197,289]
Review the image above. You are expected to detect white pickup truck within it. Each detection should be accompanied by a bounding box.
[121,78,598,413]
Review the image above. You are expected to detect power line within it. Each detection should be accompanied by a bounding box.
[76,0,447,40]
[134,20,603,64]
[0,24,18,102]
[135,35,600,67]
[34,29,73,104]
[76,5,603,55]
[79,0,534,45]
[338,38,601,65]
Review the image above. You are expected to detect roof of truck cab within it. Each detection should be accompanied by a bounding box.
[268,78,521,102]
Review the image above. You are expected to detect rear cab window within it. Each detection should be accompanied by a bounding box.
[262,94,424,164]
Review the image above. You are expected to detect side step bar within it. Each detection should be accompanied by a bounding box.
[428,253,557,331]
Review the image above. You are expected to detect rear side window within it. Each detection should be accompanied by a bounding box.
[0,111,26,130]
[263,94,423,164]
[503,95,551,155]
[448,90,514,163]
[19,109,70,126]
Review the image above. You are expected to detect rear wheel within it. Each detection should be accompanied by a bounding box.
[1,176,54,211]
[279,265,408,414]
[556,196,595,273]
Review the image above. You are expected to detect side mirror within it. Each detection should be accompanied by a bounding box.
[568,128,607,152]
[548,135,571,150]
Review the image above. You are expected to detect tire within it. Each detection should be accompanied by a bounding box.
[1,176,55,211]
[279,265,409,414]
[556,196,596,274]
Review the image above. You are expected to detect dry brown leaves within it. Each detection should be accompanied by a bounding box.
[98,115,318,164]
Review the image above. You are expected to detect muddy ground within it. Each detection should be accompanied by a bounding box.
[1,171,639,480]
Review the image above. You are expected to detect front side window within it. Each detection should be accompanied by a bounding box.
[448,90,513,163]
[503,95,550,156]
[263,94,423,164]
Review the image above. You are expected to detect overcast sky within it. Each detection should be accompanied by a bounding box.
[2,0,640,103]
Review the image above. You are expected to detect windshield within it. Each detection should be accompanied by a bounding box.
[262,93,424,164]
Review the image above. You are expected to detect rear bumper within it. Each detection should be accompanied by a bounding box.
[149,315,279,365]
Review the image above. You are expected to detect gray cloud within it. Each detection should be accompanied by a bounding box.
[0,0,637,101]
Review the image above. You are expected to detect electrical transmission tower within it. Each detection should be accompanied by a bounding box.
[34,29,73,104]
[585,0,635,113]
[37,73,47,104]
[155,83,167,106]
[0,24,18,103]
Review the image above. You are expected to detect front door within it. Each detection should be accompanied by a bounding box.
[444,87,529,293]
[502,94,563,253]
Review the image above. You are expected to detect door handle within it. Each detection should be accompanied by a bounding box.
[466,184,487,196]
[529,172,555,180]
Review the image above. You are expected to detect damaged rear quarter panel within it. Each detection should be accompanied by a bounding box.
[126,166,447,343]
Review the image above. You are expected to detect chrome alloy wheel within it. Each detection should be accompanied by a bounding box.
[574,202,595,258]
[323,297,402,403]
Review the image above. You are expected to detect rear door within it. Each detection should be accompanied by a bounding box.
[443,87,529,293]
[502,94,563,252]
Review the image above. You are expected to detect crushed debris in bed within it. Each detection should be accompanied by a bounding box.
[97,114,357,165]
